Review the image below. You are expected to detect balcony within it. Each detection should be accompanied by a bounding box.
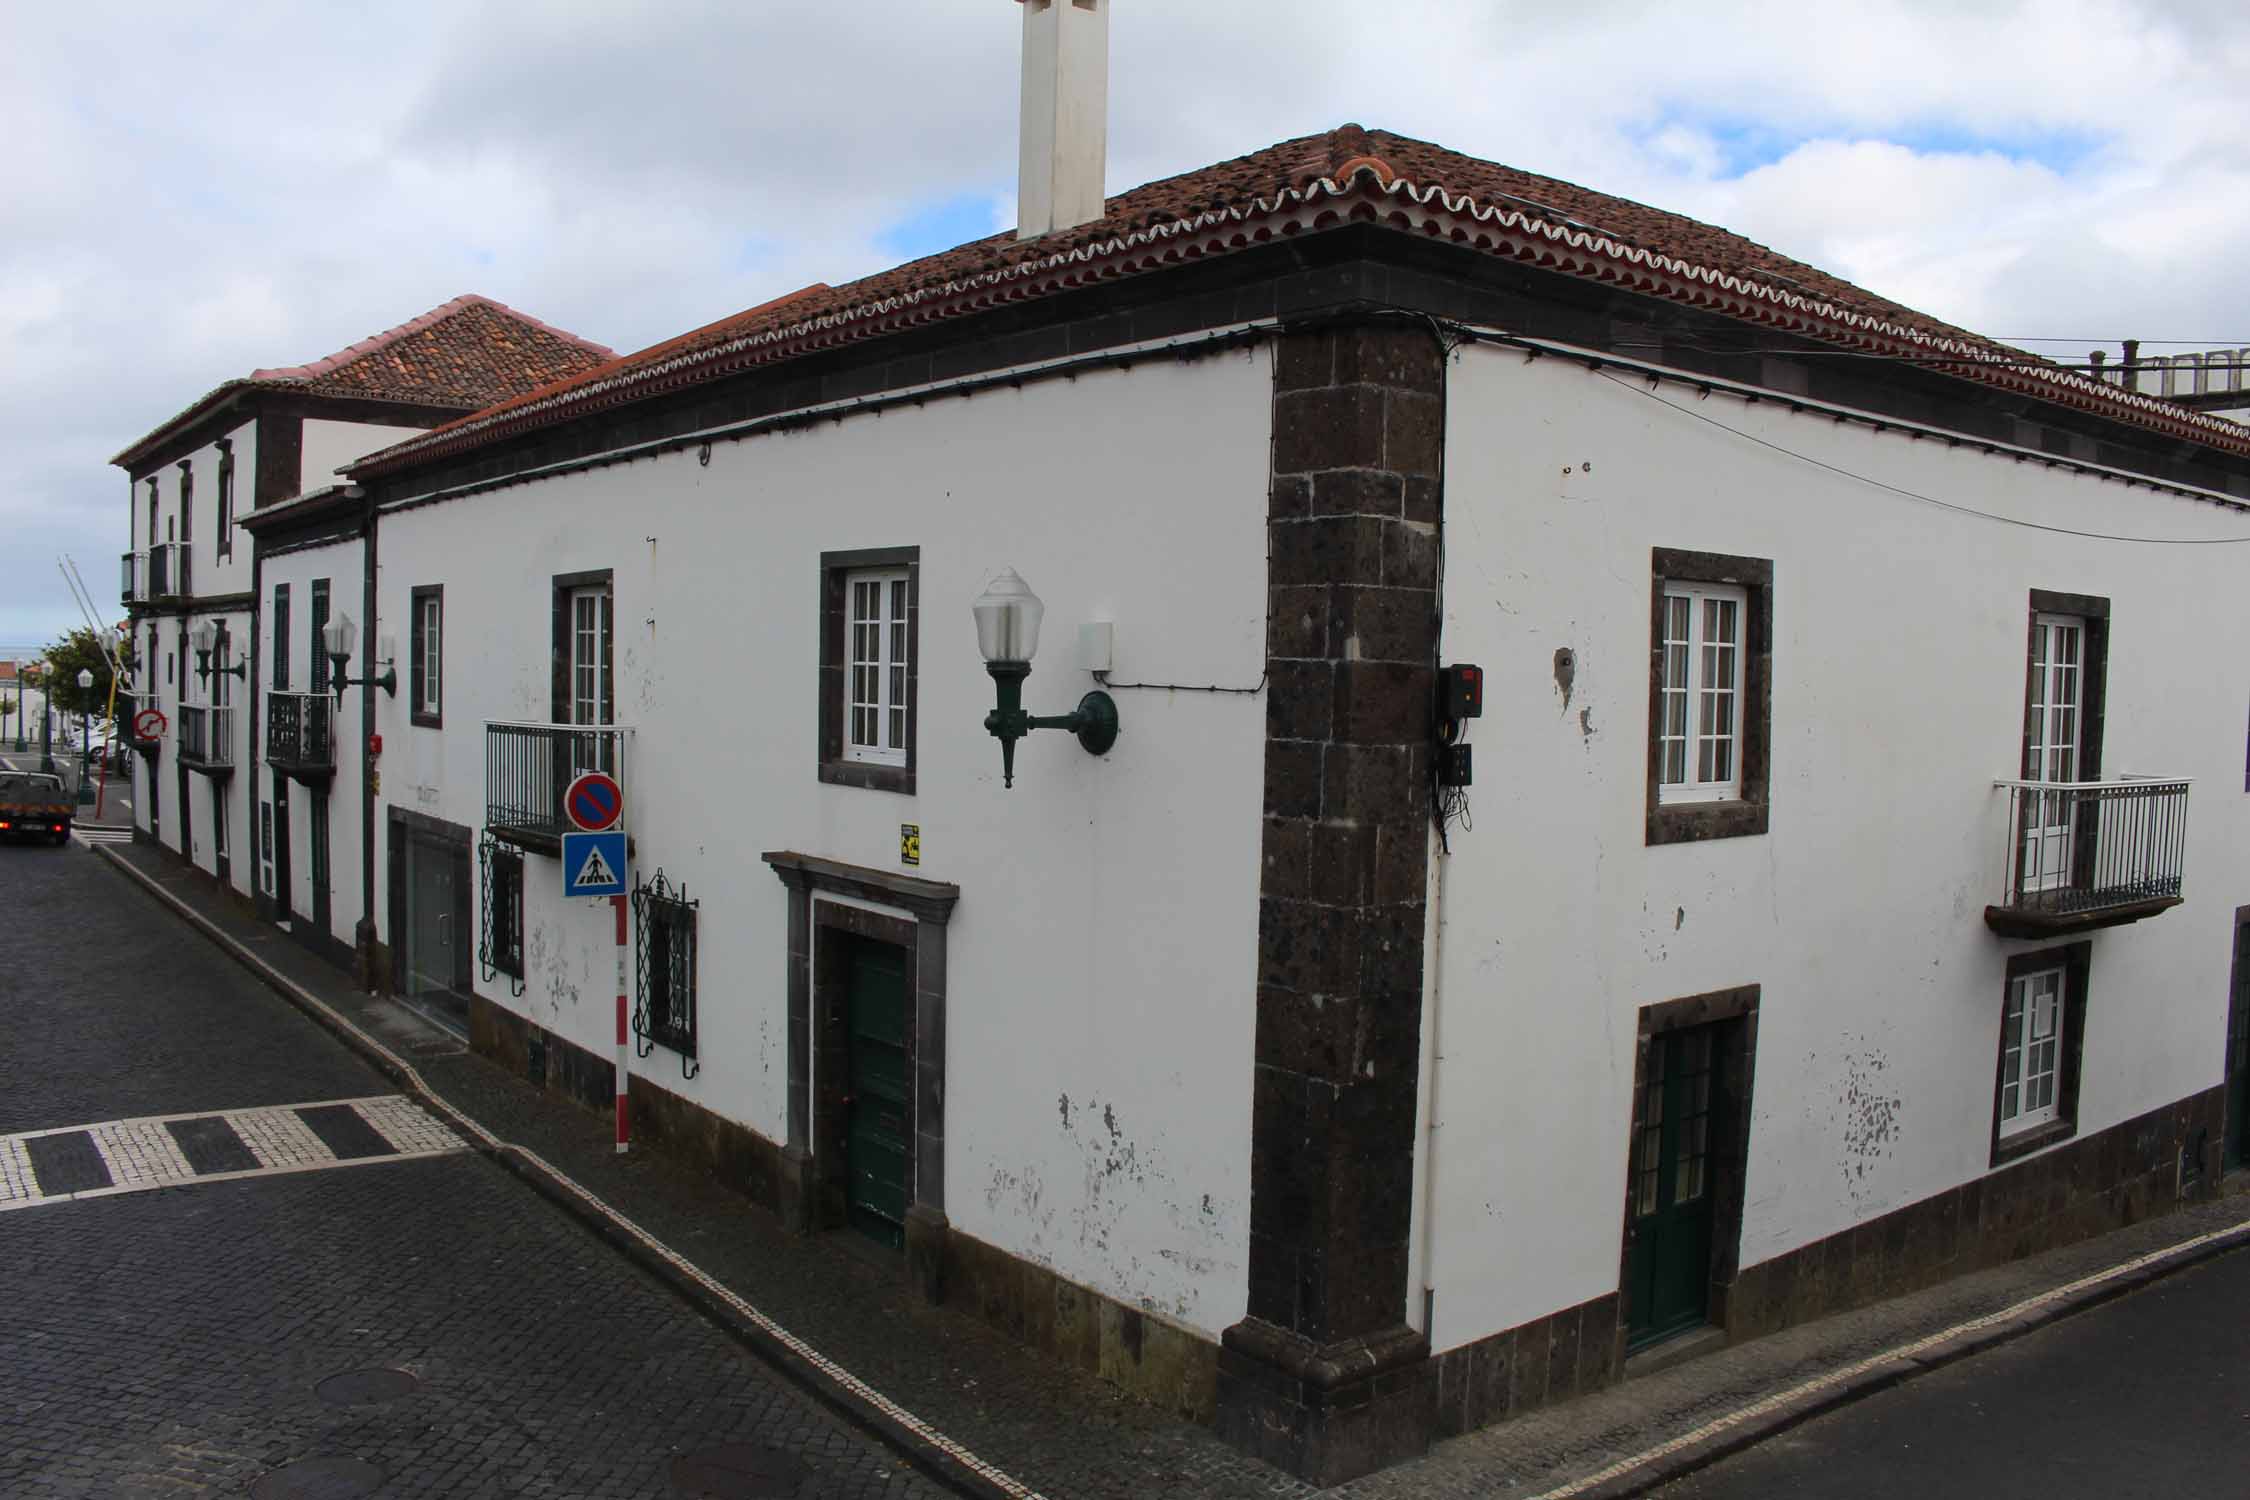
[179,704,235,777]
[1986,778,2190,938]
[485,721,631,853]
[266,691,335,782]
[121,551,146,605]
[148,541,191,603]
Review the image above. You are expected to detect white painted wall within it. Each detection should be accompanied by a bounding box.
[371,350,1272,1333]
[1425,343,2250,1353]
[256,541,363,949]
[301,419,427,497]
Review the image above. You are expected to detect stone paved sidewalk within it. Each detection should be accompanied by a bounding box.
[96,840,2250,1500]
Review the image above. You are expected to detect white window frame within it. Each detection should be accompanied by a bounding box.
[419,593,443,718]
[570,586,611,728]
[1657,581,1747,805]
[2020,613,2085,892]
[1998,966,2067,1137]
[845,567,910,766]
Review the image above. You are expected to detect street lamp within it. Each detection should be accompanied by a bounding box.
[323,613,395,703]
[10,658,25,752]
[34,659,55,775]
[971,568,1118,789]
[75,668,94,805]
[190,619,246,690]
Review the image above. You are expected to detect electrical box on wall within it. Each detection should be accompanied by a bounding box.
[1079,621,1114,674]
[1438,743,1473,787]
[1440,664,1483,719]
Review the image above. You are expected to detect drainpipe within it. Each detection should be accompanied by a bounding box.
[1417,840,1451,1339]
[354,484,379,990]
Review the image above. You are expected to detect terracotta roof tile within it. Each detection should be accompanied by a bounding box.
[354,126,2250,475]
[112,295,613,470]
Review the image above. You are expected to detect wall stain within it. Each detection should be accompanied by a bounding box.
[1552,647,1576,711]
[989,1094,1240,1322]
[1836,1044,1903,1204]
[1578,706,1597,742]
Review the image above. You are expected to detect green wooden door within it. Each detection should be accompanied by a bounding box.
[845,936,911,1249]
[1624,1025,1720,1349]
[2226,922,2250,1171]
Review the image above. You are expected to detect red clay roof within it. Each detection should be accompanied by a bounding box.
[353,125,2250,477]
[112,295,614,470]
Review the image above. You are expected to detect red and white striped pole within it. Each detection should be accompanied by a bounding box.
[613,892,630,1153]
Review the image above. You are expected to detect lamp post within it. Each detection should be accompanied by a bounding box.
[36,659,55,775]
[75,668,95,804]
[10,660,24,752]
[972,568,1118,788]
[322,613,396,702]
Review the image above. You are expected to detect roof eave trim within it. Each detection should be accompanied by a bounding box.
[352,165,2250,476]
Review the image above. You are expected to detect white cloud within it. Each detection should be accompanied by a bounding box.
[2,0,2247,639]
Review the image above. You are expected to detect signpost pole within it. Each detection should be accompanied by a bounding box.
[614,893,631,1154]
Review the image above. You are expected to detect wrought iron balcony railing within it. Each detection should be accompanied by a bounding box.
[121,551,146,605]
[179,704,236,772]
[1987,778,2190,937]
[266,691,335,776]
[148,541,190,602]
[485,720,630,851]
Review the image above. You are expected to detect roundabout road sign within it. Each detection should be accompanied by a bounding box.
[565,770,624,832]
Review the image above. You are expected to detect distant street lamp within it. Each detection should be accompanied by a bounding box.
[75,668,95,805]
[10,660,26,752]
[35,659,55,775]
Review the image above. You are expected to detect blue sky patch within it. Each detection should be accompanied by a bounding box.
[1640,114,2100,179]
[877,191,1005,261]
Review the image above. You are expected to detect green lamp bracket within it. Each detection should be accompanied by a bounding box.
[982,662,1119,788]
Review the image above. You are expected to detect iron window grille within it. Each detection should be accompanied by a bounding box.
[634,868,699,1076]
[478,834,525,996]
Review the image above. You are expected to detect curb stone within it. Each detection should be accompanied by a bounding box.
[92,842,1027,1500]
[1562,1224,2250,1500]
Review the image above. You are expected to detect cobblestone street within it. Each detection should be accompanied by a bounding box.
[0,843,943,1499]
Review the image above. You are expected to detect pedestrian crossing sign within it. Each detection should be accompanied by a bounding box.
[561,830,627,897]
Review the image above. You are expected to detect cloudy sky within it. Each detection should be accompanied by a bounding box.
[4,0,2246,650]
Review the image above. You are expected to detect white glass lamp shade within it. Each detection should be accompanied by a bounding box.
[323,612,357,661]
[76,668,94,689]
[191,618,217,654]
[972,568,1045,664]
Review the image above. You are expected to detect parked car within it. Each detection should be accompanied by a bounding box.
[0,772,73,845]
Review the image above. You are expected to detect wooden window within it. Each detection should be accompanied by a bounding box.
[1647,549,1771,844]
[1990,942,2091,1165]
[818,547,918,794]
[847,569,910,766]
[410,585,443,728]
[1658,584,1746,803]
[309,579,330,695]
[1999,968,2066,1135]
[215,441,234,560]
[178,461,193,545]
[272,584,291,693]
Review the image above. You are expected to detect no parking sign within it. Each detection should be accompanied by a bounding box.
[564,770,624,832]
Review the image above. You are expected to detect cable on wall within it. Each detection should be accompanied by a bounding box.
[1591,369,2250,546]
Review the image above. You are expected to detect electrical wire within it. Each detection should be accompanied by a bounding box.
[1594,369,2250,545]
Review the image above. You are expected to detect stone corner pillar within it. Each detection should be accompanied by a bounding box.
[1212,318,1445,1485]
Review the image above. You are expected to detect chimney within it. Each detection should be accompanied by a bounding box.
[1016,0,1109,240]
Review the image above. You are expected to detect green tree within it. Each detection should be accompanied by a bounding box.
[33,628,136,722]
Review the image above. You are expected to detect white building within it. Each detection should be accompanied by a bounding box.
[123,13,2250,1486]
[111,295,612,928]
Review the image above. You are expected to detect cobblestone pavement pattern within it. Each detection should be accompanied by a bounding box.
[0,844,944,1498]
